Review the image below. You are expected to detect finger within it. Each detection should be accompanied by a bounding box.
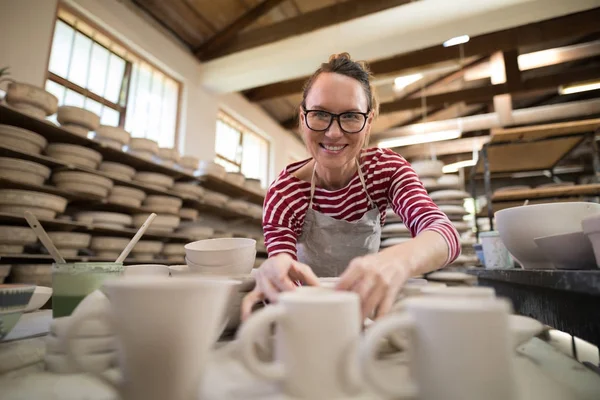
[263,258,296,292]
[336,258,366,290]
[259,276,282,304]
[362,284,386,319]
[289,261,320,286]
[375,283,403,319]
[241,290,264,321]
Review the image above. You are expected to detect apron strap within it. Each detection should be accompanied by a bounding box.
[309,158,375,209]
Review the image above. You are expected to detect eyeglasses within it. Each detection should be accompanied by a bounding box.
[303,109,369,134]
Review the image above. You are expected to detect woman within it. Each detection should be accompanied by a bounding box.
[242,53,460,319]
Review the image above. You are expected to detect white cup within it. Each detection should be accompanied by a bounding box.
[361,296,517,400]
[66,276,238,400]
[480,231,514,269]
[237,287,363,399]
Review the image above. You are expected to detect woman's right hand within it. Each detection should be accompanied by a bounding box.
[241,253,319,321]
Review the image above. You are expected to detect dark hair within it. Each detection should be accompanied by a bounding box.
[301,52,379,117]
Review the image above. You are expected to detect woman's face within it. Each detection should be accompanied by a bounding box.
[300,72,372,170]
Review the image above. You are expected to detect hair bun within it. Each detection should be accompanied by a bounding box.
[328,52,352,63]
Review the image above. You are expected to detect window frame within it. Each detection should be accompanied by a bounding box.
[46,4,183,146]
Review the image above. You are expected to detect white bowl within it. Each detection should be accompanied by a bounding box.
[185,257,255,275]
[47,232,91,249]
[0,189,67,213]
[185,237,256,263]
[534,231,597,270]
[411,160,443,178]
[124,264,170,277]
[24,286,52,312]
[496,202,600,270]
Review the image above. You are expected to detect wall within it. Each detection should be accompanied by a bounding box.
[0,0,305,183]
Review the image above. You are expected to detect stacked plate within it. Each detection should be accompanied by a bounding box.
[46,314,117,374]
[380,216,412,249]
[172,182,205,200]
[133,213,180,233]
[98,162,136,182]
[0,157,51,185]
[75,212,133,230]
[203,190,229,207]
[5,82,58,119]
[179,207,199,221]
[0,189,68,219]
[47,232,92,258]
[133,172,174,191]
[52,171,113,198]
[90,236,129,259]
[46,143,103,169]
[0,124,47,154]
[8,264,52,287]
[130,240,164,261]
[126,138,159,161]
[93,125,130,150]
[57,106,100,137]
[196,160,226,179]
[158,147,180,168]
[142,195,182,215]
[161,243,186,263]
[0,226,37,254]
[108,186,146,208]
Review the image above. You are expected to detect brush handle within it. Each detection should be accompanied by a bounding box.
[24,211,66,264]
[115,213,157,263]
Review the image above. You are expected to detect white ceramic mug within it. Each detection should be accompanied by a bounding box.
[480,231,514,269]
[361,296,517,400]
[237,287,364,399]
[66,276,238,400]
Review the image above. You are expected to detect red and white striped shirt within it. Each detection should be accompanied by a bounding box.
[263,148,461,265]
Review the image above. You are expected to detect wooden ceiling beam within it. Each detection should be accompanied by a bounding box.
[379,64,600,113]
[203,0,413,61]
[195,0,287,59]
[394,136,490,159]
[243,8,600,102]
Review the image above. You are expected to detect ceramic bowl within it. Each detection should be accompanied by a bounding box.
[126,149,155,162]
[410,160,443,178]
[94,125,130,145]
[10,264,52,287]
[95,137,123,150]
[144,195,182,208]
[203,190,229,206]
[61,124,90,137]
[47,232,92,249]
[57,106,100,131]
[437,174,461,188]
[0,124,47,154]
[582,214,600,268]
[172,183,205,199]
[0,284,36,339]
[533,231,597,270]
[128,138,159,155]
[52,171,113,198]
[0,189,68,214]
[24,286,52,312]
[162,243,185,256]
[179,155,199,170]
[98,162,136,180]
[124,264,170,277]
[245,178,262,191]
[0,157,51,185]
[90,237,130,252]
[6,82,58,115]
[158,147,180,162]
[496,202,600,270]
[226,172,245,186]
[179,208,199,221]
[46,143,103,169]
[185,237,256,269]
[196,161,226,179]
[9,102,47,119]
[0,225,38,248]
[132,213,180,230]
[134,172,174,189]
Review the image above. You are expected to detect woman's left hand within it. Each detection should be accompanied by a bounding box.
[335,252,410,319]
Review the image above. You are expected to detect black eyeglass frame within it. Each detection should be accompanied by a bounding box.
[302,108,370,134]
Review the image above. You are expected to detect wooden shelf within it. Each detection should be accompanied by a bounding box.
[0,177,104,201]
[492,184,600,202]
[196,173,265,205]
[183,198,262,223]
[0,253,185,265]
[0,211,86,230]
[490,118,600,144]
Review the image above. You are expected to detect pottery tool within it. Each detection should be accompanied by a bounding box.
[115,213,157,263]
[523,199,529,206]
[24,211,66,263]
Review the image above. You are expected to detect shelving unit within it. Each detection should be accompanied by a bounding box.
[469,119,600,232]
[0,104,267,271]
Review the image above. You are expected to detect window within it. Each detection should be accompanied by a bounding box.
[215,111,270,188]
[45,8,180,148]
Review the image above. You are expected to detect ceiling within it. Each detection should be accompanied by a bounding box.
[131,0,600,163]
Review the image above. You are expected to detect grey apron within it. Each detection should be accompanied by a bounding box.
[296,160,382,277]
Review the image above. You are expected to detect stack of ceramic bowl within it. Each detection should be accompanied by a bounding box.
[46,232,92,258]
[0,226,37,254]
[57,106,100,137]
[176,222,214,240]
[196,160,226,179]
[45,143,103,169]
[380,214,412,249]
[0,265,10,283]
[130,240,164,261]
[90,236,129,259]
[179,207,199,221]
[92,125,130,150]
[142,195,182,215]
[46,314,117,374]
[226,199,249,215]
[4,82,58,120]
[75,212,133,230]
[126,138,159,161]
[0,124,47,154]
[133,171,174,191]
[244,178,262,193]
[429,190,472,233]
[246,204,263,220]
[0,157,51,185]
[181,237,257,333]
[161,243,186,263]
[52,171,113,198]
[158,148,180,168]
[0,189,68,219]
[411,159,444,190]
[203,190,229,207]
[108,186,146,208]
[9,264,52,286]
[133,213,180,233]
[178,155,199,175]
[172,182,205,200]
[226,172,245,187]
[98,162,136,182]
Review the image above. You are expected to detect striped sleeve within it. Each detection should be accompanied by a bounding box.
[383,150,461,265]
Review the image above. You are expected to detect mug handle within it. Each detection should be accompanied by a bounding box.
[360,313,418,399]
[236,304,286,381]
[66,311,121,392]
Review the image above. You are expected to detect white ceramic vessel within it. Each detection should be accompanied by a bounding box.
[0,157,51,185]
[6,82,58,115]
[0,124,47,154]
[57,106,100,131]
[184,237,256,270]
[535,231,595,269]
[410,159,444,178]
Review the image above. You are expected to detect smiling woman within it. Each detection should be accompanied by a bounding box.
[242,53,461,321]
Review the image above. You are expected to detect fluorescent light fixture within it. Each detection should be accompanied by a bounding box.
[394,73,423,90]
[559,80,600,95]
[442,159,476,173]
[443,35,470,47]
[378,130,461,148]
